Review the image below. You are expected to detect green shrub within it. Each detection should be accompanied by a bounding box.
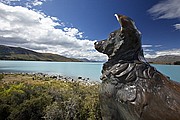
[44,101,64,120]
[0,74,102,120]
[8,95,52,120]
[0,104,11,120]
[174,61,180,65]
[0,74,4,80]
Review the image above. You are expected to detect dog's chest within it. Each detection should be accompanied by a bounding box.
[100,62,158,104]
[101,62,156,83]
[101,62,136,83]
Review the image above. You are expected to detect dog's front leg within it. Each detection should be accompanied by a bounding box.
[99,82,122,120]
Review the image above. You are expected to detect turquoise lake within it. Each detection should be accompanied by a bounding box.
[0,60,179,82]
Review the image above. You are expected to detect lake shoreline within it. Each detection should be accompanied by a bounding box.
[1,59,180,65]
[0,60,103,81]
[0,72,101,84]
[0,60,179,82]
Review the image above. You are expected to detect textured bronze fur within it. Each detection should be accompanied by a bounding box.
[94,14,180,120]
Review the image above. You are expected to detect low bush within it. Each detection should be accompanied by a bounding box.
[0,74,4,80]
[174,61,180,65]
[0,74,102,120]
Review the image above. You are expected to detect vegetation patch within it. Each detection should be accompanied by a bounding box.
[174,61,180,65]
[0,73,101,120]
[0,74,3,81]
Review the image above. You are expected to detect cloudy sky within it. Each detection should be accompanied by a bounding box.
[0,0,180,61]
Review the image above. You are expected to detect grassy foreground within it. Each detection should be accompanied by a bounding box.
[0,73,101,120]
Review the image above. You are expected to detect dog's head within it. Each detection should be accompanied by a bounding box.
[95,14,144,61]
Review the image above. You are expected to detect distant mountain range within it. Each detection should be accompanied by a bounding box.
[0,45,180,64]
[146,55,180,65]
[0,45,80,62]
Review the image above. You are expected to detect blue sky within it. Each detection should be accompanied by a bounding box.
[0,0,180,60]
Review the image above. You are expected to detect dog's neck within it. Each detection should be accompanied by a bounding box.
[108,48,146,64]
[101,51,149,82]
[102,48,148,73]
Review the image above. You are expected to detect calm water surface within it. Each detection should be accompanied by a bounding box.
[0,60,179,82]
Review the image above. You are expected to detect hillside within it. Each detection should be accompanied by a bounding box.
[1,45,179,64]
[146,55,180,65]
[0,45,80,62]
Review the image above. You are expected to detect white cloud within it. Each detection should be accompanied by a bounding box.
[154,45,162,47]
[32,0,44,6]
[156,49,180,56]
[144,54,157,58]
[142,44,153,48]
[143,49,154,52]
[148,0,180,19]
[0,0,20,5]
[63,27,83,38]
[144,49,180,58]
[0,2,107,61]
[26,0,47,8]
[0,0,47,8]
[174,24,180,30]
[148,0,180,29]
[142,44,180,58]
[142,44,156,53]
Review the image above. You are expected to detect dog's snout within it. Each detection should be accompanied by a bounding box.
[94,40,104,53]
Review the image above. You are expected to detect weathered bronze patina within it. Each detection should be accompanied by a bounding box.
[94,14,180,120]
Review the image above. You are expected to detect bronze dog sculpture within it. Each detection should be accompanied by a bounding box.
[94,14,180,120]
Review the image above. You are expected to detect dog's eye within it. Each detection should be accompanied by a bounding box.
[109,33,115,39]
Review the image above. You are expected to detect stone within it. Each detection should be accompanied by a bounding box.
[94,14,180,120]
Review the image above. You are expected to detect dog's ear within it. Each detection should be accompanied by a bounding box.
[115,14,138,30]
